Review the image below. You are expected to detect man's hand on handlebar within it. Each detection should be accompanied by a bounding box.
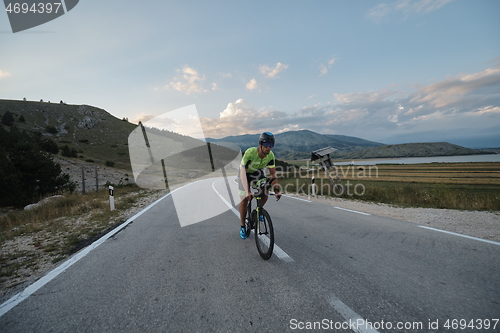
[245,191,253,201]
[274,189,282,201]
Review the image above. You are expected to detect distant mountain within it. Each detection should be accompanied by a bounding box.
[340,142,493,159]
[206,130,384,159]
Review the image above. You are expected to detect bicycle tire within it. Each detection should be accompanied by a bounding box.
[255,209,274,260]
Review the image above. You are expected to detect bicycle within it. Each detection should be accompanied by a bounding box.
[244,177,280,260]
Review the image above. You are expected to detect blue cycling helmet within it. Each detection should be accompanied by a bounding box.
[259,132,275,147]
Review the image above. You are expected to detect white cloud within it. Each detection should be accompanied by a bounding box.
[368,0,454,21]
[319,64,328,77]
[246,78,258,90]
[409,64,500,108]
[167,67,208,95]
[0,70,11,78]
[259,62,289,79]
[319,58,337,76]
[397,0,454,13]
[132,112,155,124]
[219,98,255,118]
[196,64,500,144]
[334,90,397,104]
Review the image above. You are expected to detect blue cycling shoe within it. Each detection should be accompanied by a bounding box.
[240,225,247,239]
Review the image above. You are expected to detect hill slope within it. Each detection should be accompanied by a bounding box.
[1,99,136,170]
[207,130,384,159]
[341,142,489,159]
[0,99,241,188]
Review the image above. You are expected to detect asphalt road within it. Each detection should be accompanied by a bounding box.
[1,176,499,332]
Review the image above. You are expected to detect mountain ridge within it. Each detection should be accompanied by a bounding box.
[206,130,384,159]
[340,142,491,160]
[1,100,493,164]
[206,130,493,160]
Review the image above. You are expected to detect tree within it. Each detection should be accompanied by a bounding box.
[0,147,26,206]
[61,145,77,158]
[0,127,72,207]
[41,137,59,154]
[46,125,58,134]
[1,111,14,126]
[9,141,68,201]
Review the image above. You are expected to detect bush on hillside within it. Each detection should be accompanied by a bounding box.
[0,126,72,207]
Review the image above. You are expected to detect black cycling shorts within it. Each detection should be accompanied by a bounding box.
[238,169,266,196]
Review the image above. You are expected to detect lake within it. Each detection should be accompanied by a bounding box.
[333,154,500,166]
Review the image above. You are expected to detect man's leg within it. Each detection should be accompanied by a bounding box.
[239,196,248,227]
[261,195,268,207]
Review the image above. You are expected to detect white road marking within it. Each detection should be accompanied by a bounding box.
[419,226,500,246]
[328,295,380,333]
[211,179,294,262]
[0,186,186,318]
[282,194,312,202]
[333,206,371,216]
[282,195,371,217]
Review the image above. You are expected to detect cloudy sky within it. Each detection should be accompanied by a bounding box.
[1,0,499,147]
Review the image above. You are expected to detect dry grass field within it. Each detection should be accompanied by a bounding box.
[279,162,500,211]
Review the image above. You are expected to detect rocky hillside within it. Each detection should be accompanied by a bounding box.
[0,99,136,170]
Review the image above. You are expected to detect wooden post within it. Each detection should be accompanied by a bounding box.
[95,163,98,192]
[81,165,86,194]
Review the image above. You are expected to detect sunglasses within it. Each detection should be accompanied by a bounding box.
[262,143,274,148]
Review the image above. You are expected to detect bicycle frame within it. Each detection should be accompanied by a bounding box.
[246,177,275,229]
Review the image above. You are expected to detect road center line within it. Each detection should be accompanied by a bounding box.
[328,295,380,333]
[419,226,500,246]
[211,179,294,262]
[282,194,312,202]
[333,206,371,216]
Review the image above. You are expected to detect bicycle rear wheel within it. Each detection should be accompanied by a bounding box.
[255,209,274,260]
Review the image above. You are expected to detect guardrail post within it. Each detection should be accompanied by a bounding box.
[109,185,115,211]
[311,176,316,196]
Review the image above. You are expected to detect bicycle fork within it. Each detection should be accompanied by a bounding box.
[254,206,268,236]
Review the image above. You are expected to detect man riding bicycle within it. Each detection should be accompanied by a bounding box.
[238,132,281,239]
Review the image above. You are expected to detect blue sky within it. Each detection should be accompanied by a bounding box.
[1,0,499,147]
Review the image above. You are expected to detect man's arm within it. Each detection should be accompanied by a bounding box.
[269,167,281,199]
[240,165,251,199]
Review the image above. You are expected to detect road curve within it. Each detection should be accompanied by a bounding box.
[1,176,498,332]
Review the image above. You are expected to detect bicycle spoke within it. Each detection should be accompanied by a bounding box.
[255,209,274,260]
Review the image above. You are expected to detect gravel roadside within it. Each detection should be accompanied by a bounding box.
[290,194,500,242]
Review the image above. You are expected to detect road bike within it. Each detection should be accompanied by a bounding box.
[244,177,279,260]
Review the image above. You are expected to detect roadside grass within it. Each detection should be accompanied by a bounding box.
[278,162,500,211]
[0,184,163,292]
[0,184,142,241]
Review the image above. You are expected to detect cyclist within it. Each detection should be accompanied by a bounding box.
[238,132,281,239]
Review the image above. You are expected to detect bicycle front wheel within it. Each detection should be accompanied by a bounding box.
[255,209,274,260]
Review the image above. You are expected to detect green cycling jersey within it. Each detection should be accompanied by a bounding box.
[240,147,276,173]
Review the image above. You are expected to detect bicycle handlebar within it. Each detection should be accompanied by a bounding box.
[250,177,280,200]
